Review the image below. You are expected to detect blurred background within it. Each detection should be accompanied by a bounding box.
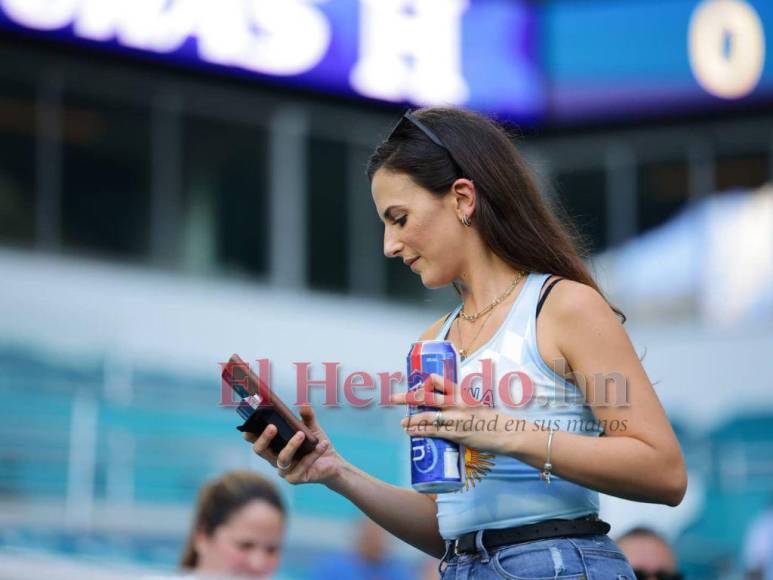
[0,0,771,578]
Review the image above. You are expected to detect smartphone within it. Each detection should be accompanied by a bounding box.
[222,354,319,459]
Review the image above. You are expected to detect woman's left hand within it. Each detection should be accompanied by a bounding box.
[391,373,513,456]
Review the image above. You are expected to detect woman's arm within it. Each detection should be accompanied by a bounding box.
[515,280,688,506]
[247,412,446,557]
[324,313,452,557]
[246,315,450,558]
[321,313,456,557]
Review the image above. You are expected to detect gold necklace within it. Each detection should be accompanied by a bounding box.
[456,308,494,361]
[459,271,523,322]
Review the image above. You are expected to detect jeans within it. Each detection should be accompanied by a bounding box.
[439,534,636,580]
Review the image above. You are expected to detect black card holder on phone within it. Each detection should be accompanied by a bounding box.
[222,354,319,459]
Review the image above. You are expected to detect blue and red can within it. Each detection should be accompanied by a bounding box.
[406,340,465,493]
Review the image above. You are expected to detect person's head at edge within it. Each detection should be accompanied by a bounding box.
[368,107,623,319]
[617,526,680,579]
[180,470,285,578]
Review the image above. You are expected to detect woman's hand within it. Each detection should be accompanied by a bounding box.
[243,406,345,486]
[392,373,512,455]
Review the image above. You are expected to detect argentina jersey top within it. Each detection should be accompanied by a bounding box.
[433,272,602,540]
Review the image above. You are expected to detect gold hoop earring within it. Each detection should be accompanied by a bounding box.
[460,214,472,227]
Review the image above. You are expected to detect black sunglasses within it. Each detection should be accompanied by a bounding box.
[388,111,468,178]
[633,569,684,580]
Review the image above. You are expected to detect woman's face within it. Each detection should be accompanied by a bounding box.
[194,500,284,578]
[371,169,466,288]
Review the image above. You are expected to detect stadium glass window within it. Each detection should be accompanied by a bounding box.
[181,116,269,278]
[715,151,769,193]
[637,159,690,234]
[307,136,349,292]
[554,168,607,254]
[0,77,35,247]
[61,93,151,260]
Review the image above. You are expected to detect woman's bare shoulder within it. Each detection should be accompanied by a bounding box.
[543,279,614,322]
[540,278,625,361]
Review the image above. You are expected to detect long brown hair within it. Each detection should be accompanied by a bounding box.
[367,107,624,321]
[180,470,285,569]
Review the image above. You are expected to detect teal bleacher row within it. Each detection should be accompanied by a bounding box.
[0,347,403,504]
[0,356,230,502]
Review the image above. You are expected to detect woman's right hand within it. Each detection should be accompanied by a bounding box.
[243,406,345,486]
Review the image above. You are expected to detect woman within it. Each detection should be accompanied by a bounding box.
[180,470,285,578]
[245,107,687,579]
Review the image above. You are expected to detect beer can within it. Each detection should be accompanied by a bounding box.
[407,340,465,493]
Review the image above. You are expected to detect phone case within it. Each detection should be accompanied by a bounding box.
[223,354,319,459]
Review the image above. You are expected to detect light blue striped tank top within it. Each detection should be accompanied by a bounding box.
[434,272,601,539]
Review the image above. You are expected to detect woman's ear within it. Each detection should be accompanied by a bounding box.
[451,178,476,220]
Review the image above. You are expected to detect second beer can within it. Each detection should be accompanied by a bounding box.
[406,340,465,493]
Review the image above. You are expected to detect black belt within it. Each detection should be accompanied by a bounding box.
[452,517,610,555]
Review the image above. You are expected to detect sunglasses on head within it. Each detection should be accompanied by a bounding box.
[388,110,468,178]
[633,569,684,580]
